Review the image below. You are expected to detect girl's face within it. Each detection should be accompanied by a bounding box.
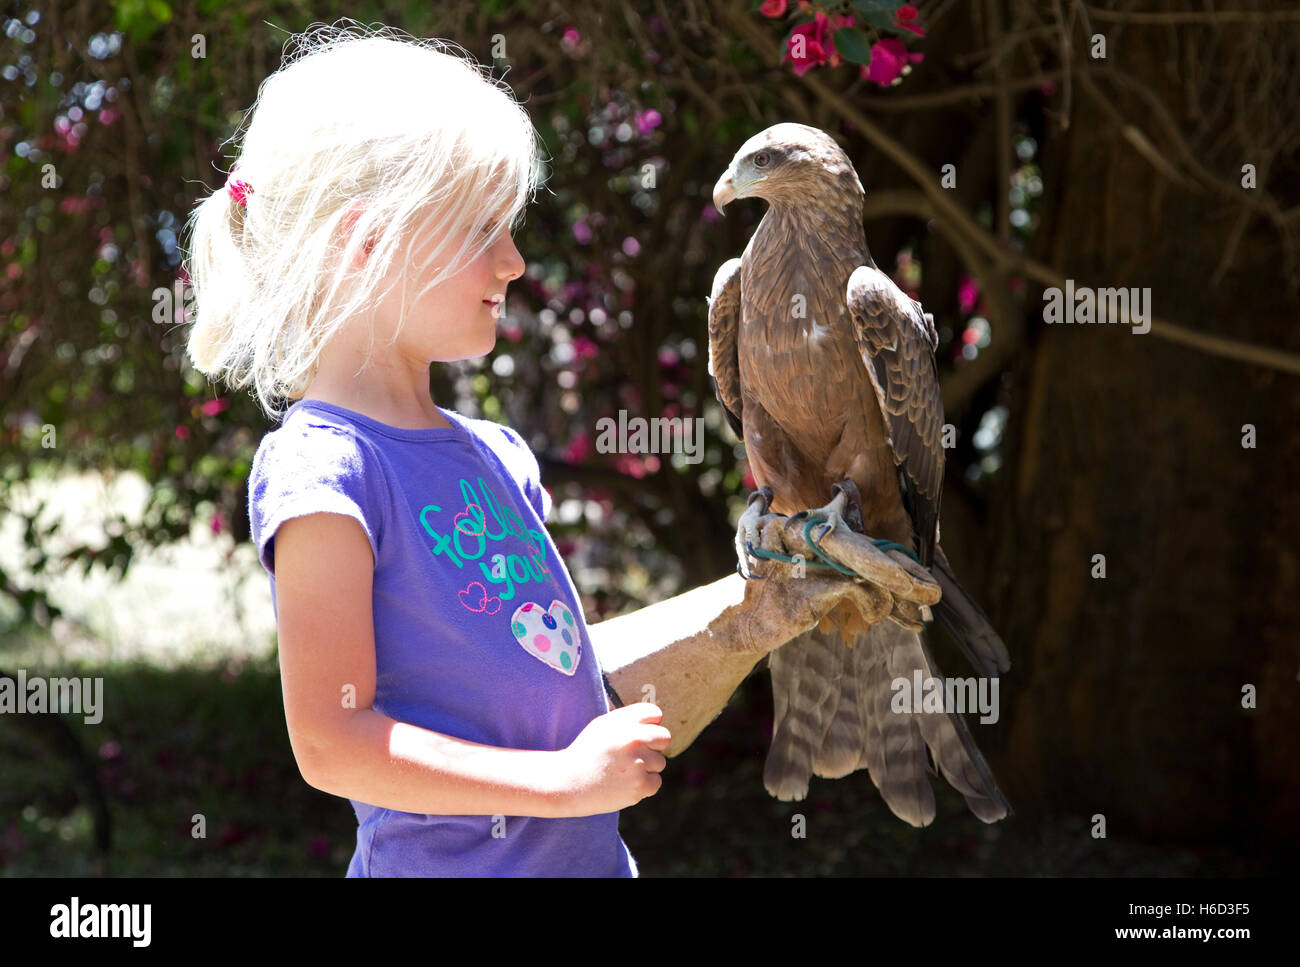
[386,202,525,364]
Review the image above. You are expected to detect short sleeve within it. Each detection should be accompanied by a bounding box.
[247,421,385,575]
[500,425,553,522]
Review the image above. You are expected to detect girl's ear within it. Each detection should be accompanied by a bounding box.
[340,202,375,263]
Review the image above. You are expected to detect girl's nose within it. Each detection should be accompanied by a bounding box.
[498,236,525,281]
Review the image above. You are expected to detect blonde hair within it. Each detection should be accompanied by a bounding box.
[182,20,545,421]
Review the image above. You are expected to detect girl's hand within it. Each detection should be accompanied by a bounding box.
[553,703,671,816]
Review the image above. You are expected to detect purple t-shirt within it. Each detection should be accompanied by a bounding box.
[247,398,637,877]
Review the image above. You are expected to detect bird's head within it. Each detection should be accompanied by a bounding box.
[712,122,863,214]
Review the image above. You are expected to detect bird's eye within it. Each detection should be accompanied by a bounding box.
[754,152,771,167]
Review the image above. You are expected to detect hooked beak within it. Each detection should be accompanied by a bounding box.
[713,165,767,215]
[712,169,738,214]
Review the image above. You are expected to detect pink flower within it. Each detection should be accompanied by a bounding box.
[862,38,924,86]
[635,109,661,135]
[759,0,787,16]
[564,430,590,463]
[894,4,925,37]
[200,397,228,416]
[958,274,980,315]
[615,453,648,478]
[784,12,856,75]
[98,740,122,760]
[785,13,832,75]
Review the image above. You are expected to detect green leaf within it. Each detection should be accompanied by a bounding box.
[833,27,873,66]
[851,0,898,15]
[860,9,896,30]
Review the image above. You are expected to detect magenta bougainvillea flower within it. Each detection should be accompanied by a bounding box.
[784,11,856,75]
[635,109,662,135]
[958,274,980,315]
[785,12,832,75]
[862,37,924,86]
[893,4,925,37]
[774,4,926,83]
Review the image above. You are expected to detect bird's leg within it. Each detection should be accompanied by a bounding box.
[735,486,775,580]
[830,479,865,533]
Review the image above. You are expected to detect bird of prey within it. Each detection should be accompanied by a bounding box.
[707,122,1011,826]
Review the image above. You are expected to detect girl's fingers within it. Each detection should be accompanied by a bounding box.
[637,749,668,773]
[642,726,673,749]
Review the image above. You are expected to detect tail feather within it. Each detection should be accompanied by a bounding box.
[911,631,1012,823]
[932,545,1011,678]
[763,630,842,801]
[862,625,935,826]
[809,640,863,779]
[762,620,1011,826]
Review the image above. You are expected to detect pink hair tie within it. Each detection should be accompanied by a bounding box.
[226,172,253,207]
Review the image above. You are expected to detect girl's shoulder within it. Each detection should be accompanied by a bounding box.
[451,417,550,523]
[252,404,379,480]
[247,406,392,574]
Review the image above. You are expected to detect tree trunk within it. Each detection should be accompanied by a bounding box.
[984,23,1300,852]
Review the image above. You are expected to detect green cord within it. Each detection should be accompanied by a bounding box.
[744,513,920,577]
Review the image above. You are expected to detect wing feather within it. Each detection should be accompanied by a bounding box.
[846,265,944,567]
[707,257,744,440]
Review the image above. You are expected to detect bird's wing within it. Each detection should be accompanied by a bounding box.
[846,264,943,567]
[707,257,745,440]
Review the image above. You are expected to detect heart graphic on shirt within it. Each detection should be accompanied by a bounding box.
[510,600,580,675]
[453,503,487,537]
[458,581,502,615]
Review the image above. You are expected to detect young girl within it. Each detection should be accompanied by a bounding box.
[181,20,906,879]
[180,23,674,877]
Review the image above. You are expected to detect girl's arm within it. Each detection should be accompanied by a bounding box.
[273,512,667,819]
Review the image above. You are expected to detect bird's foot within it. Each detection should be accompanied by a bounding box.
[735,486,776,580]
[788,479,865,546]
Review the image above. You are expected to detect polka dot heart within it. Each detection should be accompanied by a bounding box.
[510,599,580,676]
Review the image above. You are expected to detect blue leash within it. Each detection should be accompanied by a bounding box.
[740,512,919,580]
